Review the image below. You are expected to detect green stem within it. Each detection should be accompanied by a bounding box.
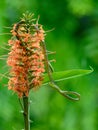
[41,40,53,82]
[23,96,30,130]
[41,40,80,101]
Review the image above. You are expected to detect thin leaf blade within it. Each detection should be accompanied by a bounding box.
[43,68,93,84]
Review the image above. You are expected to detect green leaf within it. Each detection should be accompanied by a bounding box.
[43,68,93,84]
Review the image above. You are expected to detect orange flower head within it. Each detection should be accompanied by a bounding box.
[7,14,45,97]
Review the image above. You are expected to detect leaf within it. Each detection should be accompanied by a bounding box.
[43,68,93,84]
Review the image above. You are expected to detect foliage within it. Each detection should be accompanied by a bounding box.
[43,68,93,84]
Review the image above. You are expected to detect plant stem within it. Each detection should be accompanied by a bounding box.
[23,95,30,130]
[41,40,80,101]
[41,41,53,82]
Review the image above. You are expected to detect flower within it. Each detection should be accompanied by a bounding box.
[7,19,45,97]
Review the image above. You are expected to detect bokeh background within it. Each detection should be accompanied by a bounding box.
[0,0,98,130]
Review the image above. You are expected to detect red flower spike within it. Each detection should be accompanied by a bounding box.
[7,17,45,98]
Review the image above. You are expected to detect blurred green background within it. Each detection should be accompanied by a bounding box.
[0,0,98,130]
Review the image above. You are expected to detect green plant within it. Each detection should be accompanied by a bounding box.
[1,12,93,130]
